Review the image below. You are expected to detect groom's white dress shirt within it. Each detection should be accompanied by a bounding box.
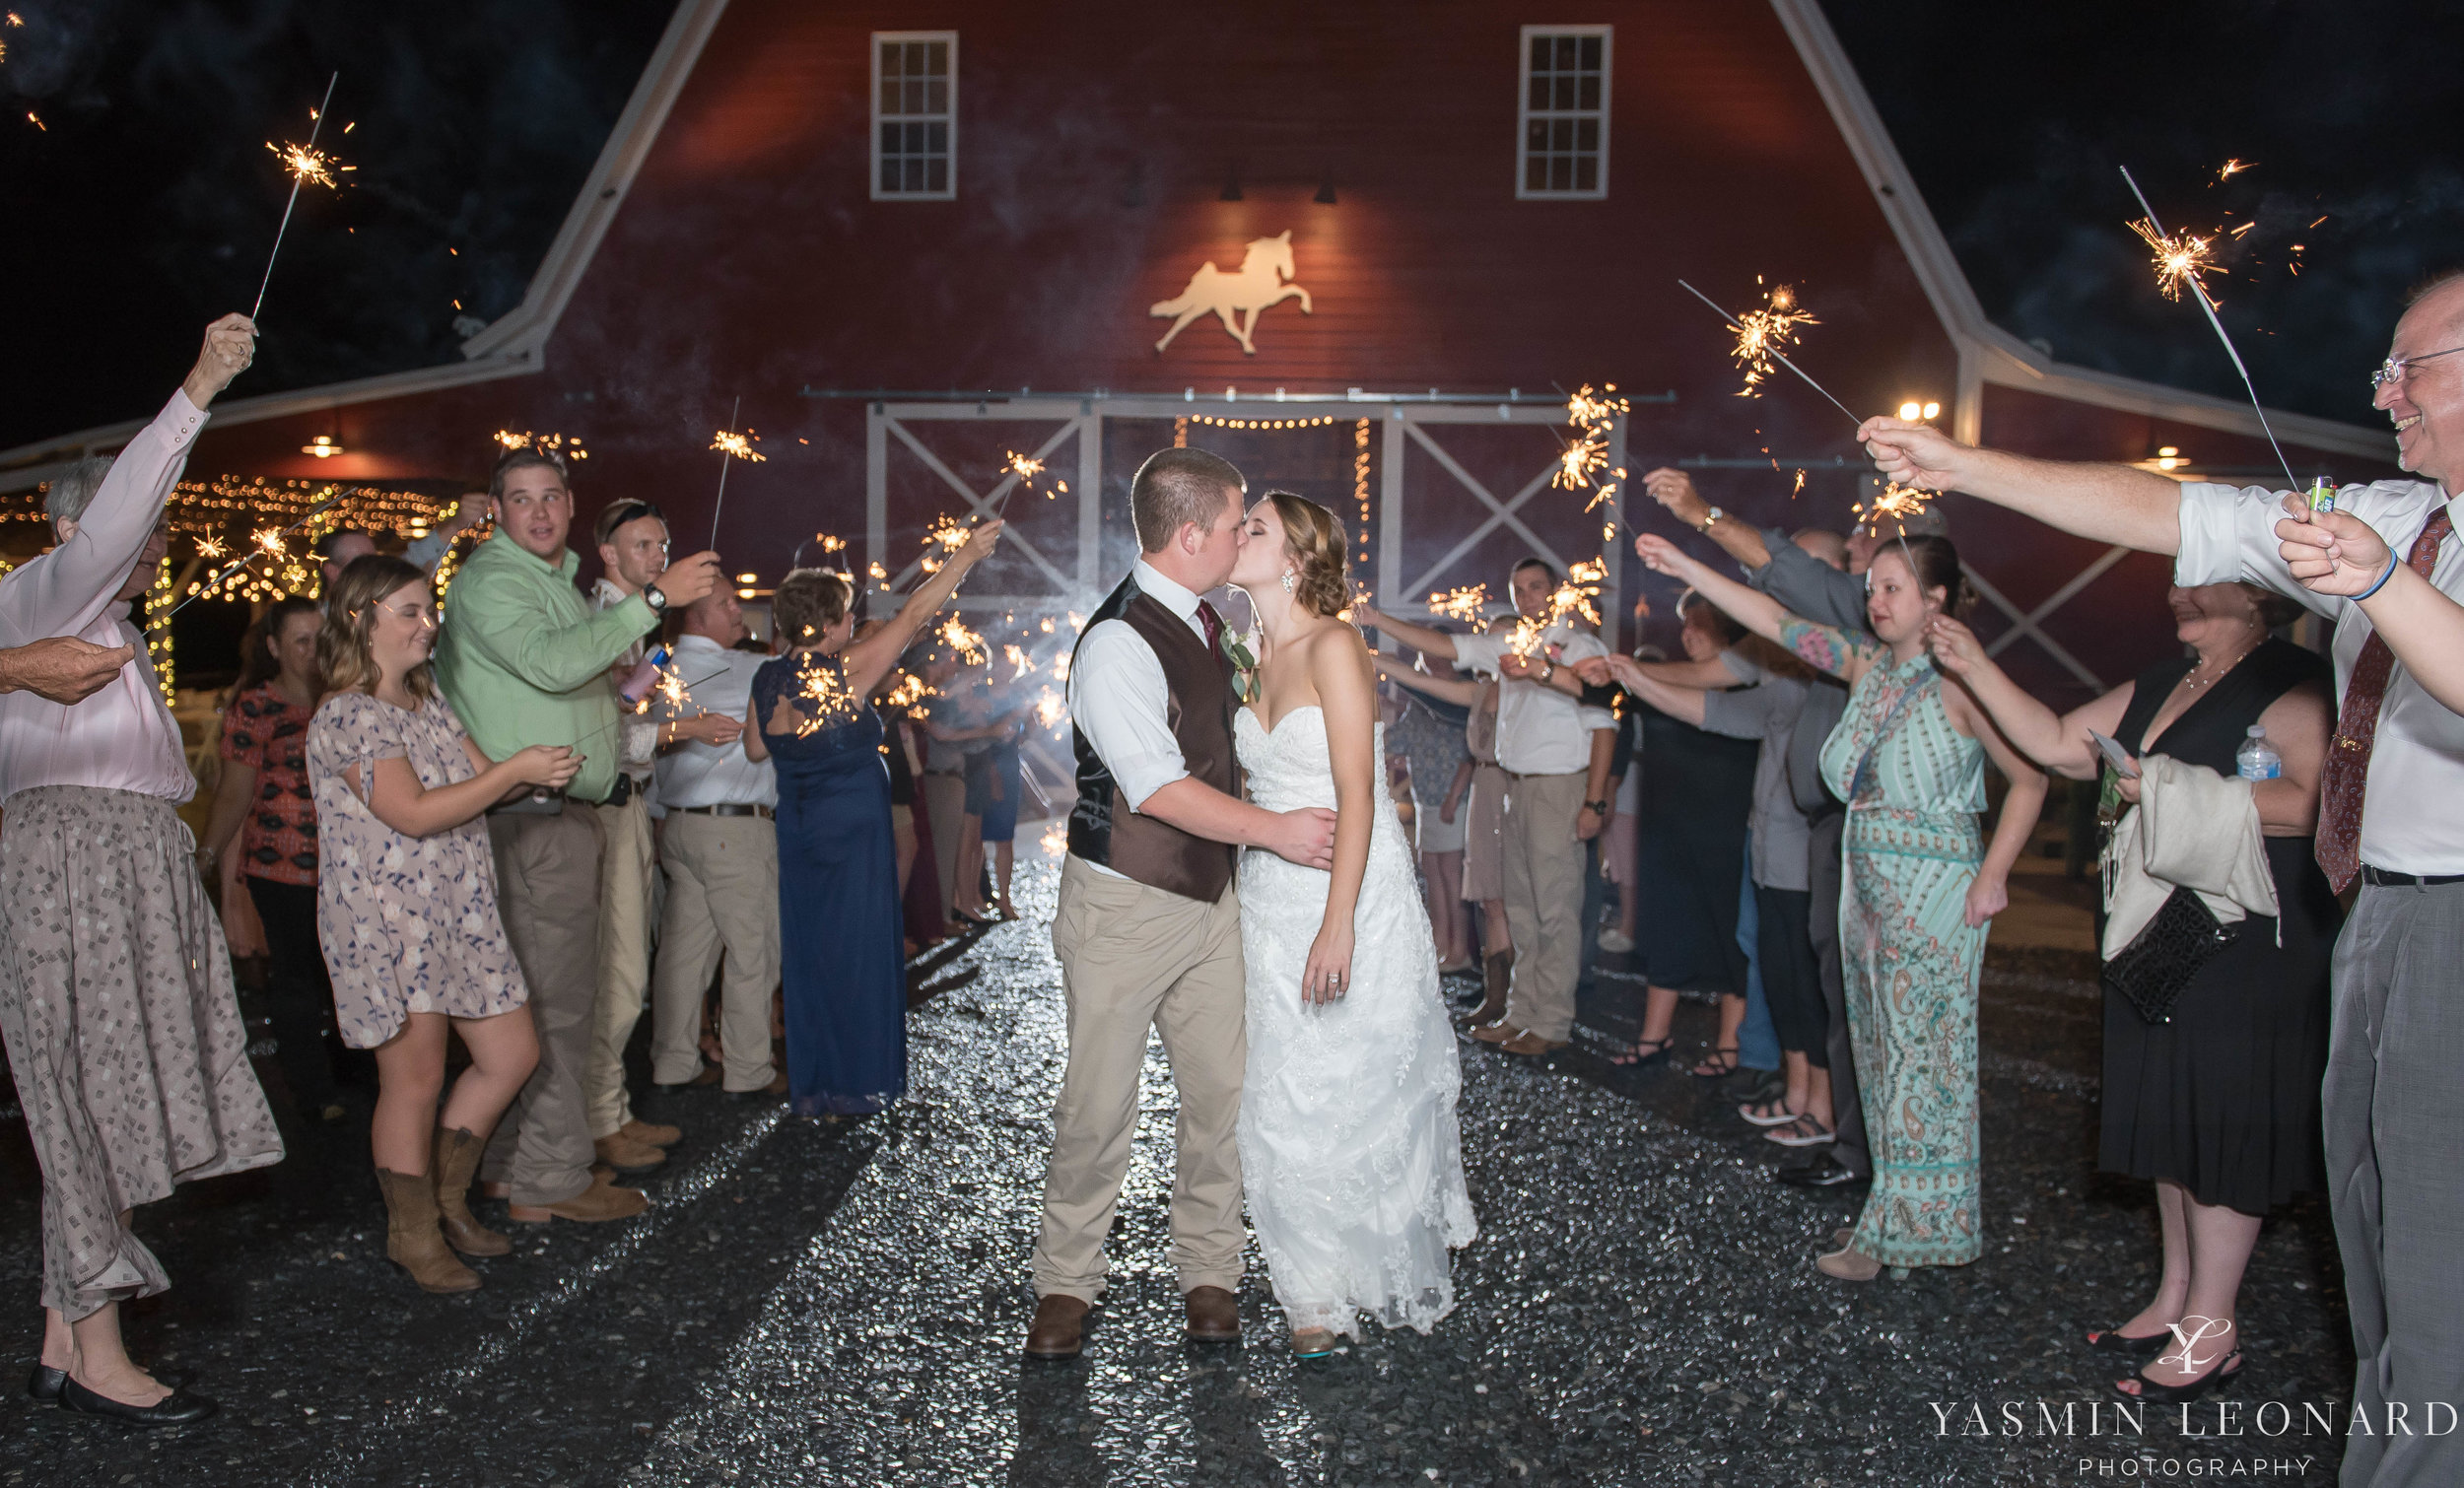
[1067,561,1215,883]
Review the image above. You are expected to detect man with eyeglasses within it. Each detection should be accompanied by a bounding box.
[1858,268,2464,1488]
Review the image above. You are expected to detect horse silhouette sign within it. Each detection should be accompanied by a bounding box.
[1150,230,1314,355]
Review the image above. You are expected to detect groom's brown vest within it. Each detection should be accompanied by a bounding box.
[1066,573,1240,903]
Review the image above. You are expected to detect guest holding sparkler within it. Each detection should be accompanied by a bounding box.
[431,446,723,1226]
[1925,585,2333,1405]
[1384,681,1475,974]
[1864,276,2464,1470]
[579,497,690,1173]
[1360,562,1615,1059]
[647,585,778,1100]
[1631,530,2044,1282]
[746,521,1004,1117]
[308,557,571,1294]
[1,314,278,1425]
[200,597,349,1124]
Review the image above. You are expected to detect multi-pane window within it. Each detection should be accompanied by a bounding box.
[1518,26,1610,199]
[872,32,956,200]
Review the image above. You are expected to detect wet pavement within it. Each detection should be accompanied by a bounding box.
[4,845,2357,1486]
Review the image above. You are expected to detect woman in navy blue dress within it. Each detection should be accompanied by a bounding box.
[745,521,1004,1116]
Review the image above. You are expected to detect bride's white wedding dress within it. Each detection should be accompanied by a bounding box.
[1234,704,1477,1339]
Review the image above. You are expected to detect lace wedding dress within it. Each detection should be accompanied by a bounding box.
[1234,705,1477,1339]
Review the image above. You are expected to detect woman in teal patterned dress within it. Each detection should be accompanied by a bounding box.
[1634,532,2045,1281]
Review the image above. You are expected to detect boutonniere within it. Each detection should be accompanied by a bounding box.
[1221,627,1260,703]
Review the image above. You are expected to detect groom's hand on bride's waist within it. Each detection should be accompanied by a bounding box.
[1266,806,1339,870]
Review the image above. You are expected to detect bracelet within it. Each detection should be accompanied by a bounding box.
[2355,556,2401,603]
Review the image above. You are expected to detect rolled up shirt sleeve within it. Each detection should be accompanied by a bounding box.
[2173,481,2339,618]
[1066,620,1188,811]
[1450,631,1506,678]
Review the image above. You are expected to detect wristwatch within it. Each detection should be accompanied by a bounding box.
[1697,506,1725,535]
[1538,659,1556,682]
[642,583,669,615]
[1582,799,1609,815]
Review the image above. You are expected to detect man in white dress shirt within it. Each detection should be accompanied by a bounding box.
[1861,271,2464,1486]
[1361,563,1617,1056]
[1024,447,1337,1361]
[647,587,778,1098]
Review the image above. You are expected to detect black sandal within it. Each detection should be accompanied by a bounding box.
[1690,1045,1740,1079]
[2086,1325,2171,1358]
[1609,1036,1674,1068]
[2114,1351,2243,1404]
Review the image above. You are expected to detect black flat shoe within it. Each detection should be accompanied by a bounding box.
[2087,1325,2171,1357]
[1775,1152,1866,1188]
[27,1364,65,1403]
[2113,1351,2243,1405]
[58,1375,219,1426]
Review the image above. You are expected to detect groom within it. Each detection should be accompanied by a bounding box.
[1026,447,1338,1360]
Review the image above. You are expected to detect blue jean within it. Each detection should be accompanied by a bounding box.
[1737,859,1780,1071]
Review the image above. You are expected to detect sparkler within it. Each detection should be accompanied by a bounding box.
[251,73,342,321]
[1852,481,1938,536]
[2119,166,2298,495]
[1427,582,1492,630]
[938,615,988,665]
[167,494,342,617]
[1676,279,1860,428]
[708,396,763,548]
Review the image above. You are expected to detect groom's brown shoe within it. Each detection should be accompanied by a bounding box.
[1184,1286,1241,1343]
[1025,1295,1090,1359]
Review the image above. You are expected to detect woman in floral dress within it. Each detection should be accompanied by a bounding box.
[308,556,577,1293]
[1633,531,2045,1281]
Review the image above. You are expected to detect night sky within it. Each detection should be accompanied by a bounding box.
[4,0,2453,452]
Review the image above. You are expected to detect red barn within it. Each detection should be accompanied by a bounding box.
[0,0,2400,706]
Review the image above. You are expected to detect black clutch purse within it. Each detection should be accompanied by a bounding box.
[2102,886,2239,1025]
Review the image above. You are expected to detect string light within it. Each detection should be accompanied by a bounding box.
[146,556,175,703]
[1187,414,1343,431]
[1352,417,1372,572]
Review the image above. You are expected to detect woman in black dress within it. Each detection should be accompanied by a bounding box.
[1625,592,1762,1072]
[1928,582,2335,1403]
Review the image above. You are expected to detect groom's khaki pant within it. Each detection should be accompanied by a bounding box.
[1502,770,1588,1042]
[1032,854,1248,1303]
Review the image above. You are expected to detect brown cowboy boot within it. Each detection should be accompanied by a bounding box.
[376,1168,479,1294]
[432,1125,511,1257]
[1458,950,1511,1029]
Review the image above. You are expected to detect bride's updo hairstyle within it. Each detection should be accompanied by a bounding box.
[1265,491,1350,618]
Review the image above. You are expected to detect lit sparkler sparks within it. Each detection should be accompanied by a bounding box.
[167,494,342,617]
[194,536,227,561]
[789,651,857,737]
[1727,281,1819,396]
[253,527,289,557]
[1004,451,1045,483]
[264,138,349,190]
[938,615,988,665]
[1427,582,1492,630]
[2218,158,2254,179]
[495,429,587,460]
[1852,482,1936,535]
[2118,165,2299,494]
[1676,279,1861,428]
[1002,643,1036,679]
[250,72,342,321]
[1033,688,1067,729]
[708,396,761,547]
[2128,218,2220,304]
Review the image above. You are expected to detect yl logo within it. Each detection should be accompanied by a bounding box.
[1150,230,1314,355]
[2159,1317,2234,1372]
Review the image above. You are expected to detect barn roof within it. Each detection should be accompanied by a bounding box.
[0,0,2390,490]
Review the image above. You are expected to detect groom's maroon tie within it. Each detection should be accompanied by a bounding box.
[1197,599,1224,656]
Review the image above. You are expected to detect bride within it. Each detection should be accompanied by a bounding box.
[1227,491,1477,1357]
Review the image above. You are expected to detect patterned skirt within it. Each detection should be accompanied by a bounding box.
[1840,805,1986,1268]
[0,785,283,1319]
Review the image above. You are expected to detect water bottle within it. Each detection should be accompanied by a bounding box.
[617,643,672,709]
[2236,724,2282,781]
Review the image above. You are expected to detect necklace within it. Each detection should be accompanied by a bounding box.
[2177,640,2259,694]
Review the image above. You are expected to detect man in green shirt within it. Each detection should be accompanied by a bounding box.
[434,447,721,1224]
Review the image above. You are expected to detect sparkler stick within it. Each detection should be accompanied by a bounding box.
[2118,166,2299,496]
[166,495,342,618]
[567,659,735,758]
[709,396,763,548]
[1676,280,1860,428]
[250,72,340,322]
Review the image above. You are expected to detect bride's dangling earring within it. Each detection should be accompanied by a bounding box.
[1280,570,1297,593]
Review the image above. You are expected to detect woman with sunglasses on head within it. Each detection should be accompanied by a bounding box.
[308,556,576,1293]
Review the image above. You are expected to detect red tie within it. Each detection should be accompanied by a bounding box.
[1197,599,1224,655]
[2315,507,2452,892]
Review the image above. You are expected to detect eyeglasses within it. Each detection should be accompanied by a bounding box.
[2371,345,2464,391]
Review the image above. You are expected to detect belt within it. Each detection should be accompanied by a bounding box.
[674,803,772,819]
[1500,768,1586,781]
[924,769,965,778]
[2359,864,2464,888]
[489,788,566,818]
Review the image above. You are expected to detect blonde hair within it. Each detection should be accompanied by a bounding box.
[1265,491,1349,618]
[317,555,437,702]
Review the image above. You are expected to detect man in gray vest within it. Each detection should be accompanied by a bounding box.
[1025,447,1337,1360]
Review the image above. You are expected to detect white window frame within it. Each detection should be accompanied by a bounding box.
[870,30,958,201]
[1515,24,1611,201]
